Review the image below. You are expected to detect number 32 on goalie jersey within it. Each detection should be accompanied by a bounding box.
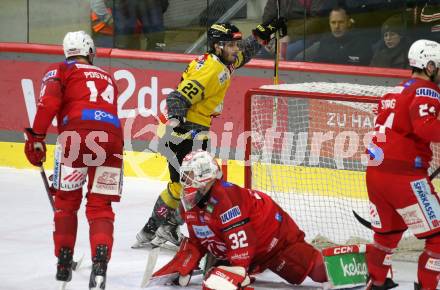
[229,230,249,250]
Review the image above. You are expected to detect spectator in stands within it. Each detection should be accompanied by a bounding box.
[370,14,410,69]
[313,7,373,65]
[113,0,168,50]
[416,1,440,42]
[258,0,341,60]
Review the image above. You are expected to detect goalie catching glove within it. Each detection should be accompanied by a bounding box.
[152,237,204,286]
[253,17,287,45]
[203,266,253,290]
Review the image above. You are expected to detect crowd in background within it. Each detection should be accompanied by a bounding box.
[90,0,440,69]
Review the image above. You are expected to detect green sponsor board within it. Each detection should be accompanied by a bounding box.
[325,252,368,288]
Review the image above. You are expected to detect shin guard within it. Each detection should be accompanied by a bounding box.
[418,250,440,290]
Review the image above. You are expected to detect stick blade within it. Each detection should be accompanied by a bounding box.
[140,247,160,288]
[147,272,180,287]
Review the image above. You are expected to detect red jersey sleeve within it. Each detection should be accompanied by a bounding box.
[409,84,440,142]
[32,64,63,134]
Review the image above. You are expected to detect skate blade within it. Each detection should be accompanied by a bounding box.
[89,275,105,290]
[58,281,68,290]
[72,254,85,271]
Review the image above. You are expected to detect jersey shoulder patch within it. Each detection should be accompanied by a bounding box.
[415,87,440,101]
[42,63,63,83]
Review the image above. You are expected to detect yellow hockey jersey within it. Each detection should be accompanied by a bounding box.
[176,52,244,127]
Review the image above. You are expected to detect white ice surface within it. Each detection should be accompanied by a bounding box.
[0,167,416,290]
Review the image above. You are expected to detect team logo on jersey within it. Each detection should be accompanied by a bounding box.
[397,204,429,234]
[369,202,382,228]
[59,165,87,191]
[209,196,219,204]
[185,212,197,221]
[206,204,214,213]
[403,79,415,88]
[42,69,57,82]
[220,180,233,188]
[275,212,282,222]
[416,87,440,101]
[192,225,214,239]
[81,109,120,128]
[221,217,249,232]
[426,258,440,271]
[220,206,241,224]
[411,178,440,228]
[92,166,122,196]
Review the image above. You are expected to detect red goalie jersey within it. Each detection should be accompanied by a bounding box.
[180,179,318,282]
[369,78,440,171]
[33,60,121,138]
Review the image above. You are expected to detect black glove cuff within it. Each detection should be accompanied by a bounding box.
[24,128,46,138]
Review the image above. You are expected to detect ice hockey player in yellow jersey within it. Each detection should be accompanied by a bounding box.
[132,19,287,249]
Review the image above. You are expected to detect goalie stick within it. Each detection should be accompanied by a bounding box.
[140,246,161,287]
[40,166,84,272]
[353,166,440,229]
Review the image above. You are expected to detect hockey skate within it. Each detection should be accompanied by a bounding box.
[150,223,183,249]
[131,219,157,249]
[89,244,108,290]
[366,277,398,290]
[56,247,73,281]
[56,247,73,290]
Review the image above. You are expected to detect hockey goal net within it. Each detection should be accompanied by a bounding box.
[244,82,440,262]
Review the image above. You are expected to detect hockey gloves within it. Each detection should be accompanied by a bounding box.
[24,128,46,166]
[253,17,287,45]
[203,266,252,290]
[152,237,204,286]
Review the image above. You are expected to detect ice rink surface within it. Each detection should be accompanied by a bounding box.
[0,168,417,289]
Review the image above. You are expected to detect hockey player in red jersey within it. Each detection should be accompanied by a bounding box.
[365,39,440,290]
[23,31,123,290]
[151,150,327,289]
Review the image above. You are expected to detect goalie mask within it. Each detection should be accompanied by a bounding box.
[180,150,222,211]
[63,31,96,62]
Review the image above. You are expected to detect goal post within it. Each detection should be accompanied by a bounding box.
[243,82,432,261]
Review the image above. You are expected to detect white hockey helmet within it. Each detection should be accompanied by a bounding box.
[179,150,222,211]
[62,30,96,59]
[408,39,440,69]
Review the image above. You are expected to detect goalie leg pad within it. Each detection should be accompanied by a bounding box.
[158,182,182,211]
[267,217,320,285]
[418,234,440,290]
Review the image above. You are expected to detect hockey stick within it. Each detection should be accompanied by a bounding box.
[146,269,203,287]
[39,165,55,211]
[353,166,440,229]
[273,0,280,85]
[271,0,281,131]
[39,165,83,271]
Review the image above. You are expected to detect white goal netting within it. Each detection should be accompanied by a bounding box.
[246,82,440,261]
